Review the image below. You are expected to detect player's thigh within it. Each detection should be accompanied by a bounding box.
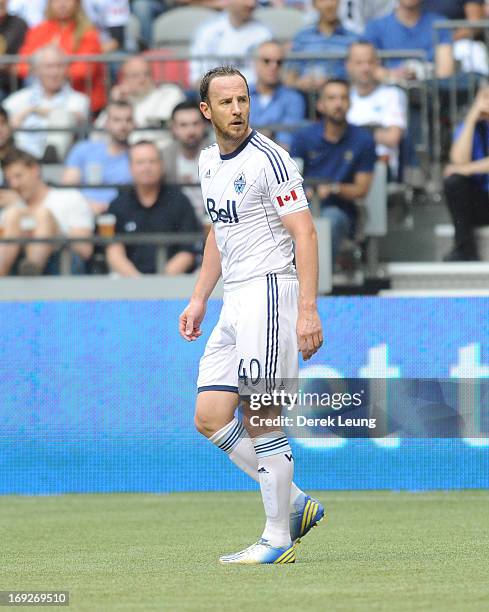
[236,275,299,394]
[196,302,239,435]
[197,307,238,394]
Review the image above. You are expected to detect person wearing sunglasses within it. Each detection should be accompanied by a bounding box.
[249,40,306,149]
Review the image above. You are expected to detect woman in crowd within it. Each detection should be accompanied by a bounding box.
[17,0,106,112]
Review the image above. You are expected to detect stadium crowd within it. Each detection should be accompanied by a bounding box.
[1,0,489,276]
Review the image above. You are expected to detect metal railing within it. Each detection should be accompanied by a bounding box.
[0,49,431,160]
[0,232,204,275]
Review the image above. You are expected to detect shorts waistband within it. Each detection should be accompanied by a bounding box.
[224,273,298,292]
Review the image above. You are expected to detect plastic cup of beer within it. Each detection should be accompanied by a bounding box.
[97,214,116,238]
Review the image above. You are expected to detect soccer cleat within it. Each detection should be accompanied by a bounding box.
[290,495,325,544]
[219,538,296,565]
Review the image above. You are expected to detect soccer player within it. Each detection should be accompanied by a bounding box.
[179,66,324,565]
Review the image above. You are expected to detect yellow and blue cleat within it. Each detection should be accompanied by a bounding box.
[290,495,325,544]
[219,538,296,565]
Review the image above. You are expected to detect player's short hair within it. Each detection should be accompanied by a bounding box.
[199,66,249,103]
[171,100,202,120]
[1,148,39,170]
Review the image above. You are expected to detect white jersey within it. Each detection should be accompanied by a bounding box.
[199,130,309,288]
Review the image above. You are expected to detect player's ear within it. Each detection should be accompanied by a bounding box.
[200,101,211,121]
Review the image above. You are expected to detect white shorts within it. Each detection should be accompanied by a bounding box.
[197,273,299,395]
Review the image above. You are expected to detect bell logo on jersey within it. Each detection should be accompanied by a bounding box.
[276,190,298,207]
[206,198,239,224]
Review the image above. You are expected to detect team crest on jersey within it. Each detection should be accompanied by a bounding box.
[234,173,246,194]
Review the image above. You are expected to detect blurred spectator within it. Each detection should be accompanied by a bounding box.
[423,1,487,75]
[0,106,14,162]
[0,148,93,276]
[0,0,28,101]
[4,44,90,162]
[249,40,306,149]
[106,140,201,276]
[82,0,130,52]
[423,0,482,33]
[162,100,211,223]
[443,86,489,261]
[18,0,106,112]
[190,0,272,87]
[346,41,407,178]
[284,0,357,93]
[0,106,21,209]
[365,0,454,80]
[130,0,227,48]
[290,79,376,263]
[9,0,131,44]
[338,0,396,34]
[63,100,134,214]
[9,0,46,27]
[94,55,184,145]
[130,0,165,47]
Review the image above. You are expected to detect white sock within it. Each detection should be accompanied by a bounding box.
[253,430,294,548]
[209,418,305,510]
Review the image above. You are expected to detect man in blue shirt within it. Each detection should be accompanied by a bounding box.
[249,40,306,149]
[290,79,376,263]
[62,100,134,214]
[285,0,357,93]
[443,86,489,261]
[365,0,454,80]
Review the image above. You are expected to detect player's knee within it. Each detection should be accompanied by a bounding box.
[194,410,216,437]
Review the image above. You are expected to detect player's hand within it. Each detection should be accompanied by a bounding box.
[179,297,207,341]
[296,306,323,361]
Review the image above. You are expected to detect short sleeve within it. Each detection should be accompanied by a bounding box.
[65,142,86,169]
[66,190,94,230]
[289,130,307,161]
[169,189,202,258]
[356,134,377,173]
[104,0,130,27]
[261,148,309,217]
[382,88,408,129]
[364,19,381,48]
[107,194,126,233]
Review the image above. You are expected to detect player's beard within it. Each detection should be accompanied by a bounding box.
[212,115,250,149]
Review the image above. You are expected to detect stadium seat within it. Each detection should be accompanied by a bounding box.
[338,161,388,277]
[362,161,388,239]
[143,48,190,89]
[254,7,306,42]
[151,7,215,48]
[127,14,142,48]
[42,164,65,185]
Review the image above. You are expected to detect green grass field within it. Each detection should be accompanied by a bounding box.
[2,491,489,612]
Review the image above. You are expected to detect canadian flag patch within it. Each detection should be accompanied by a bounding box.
[276,190,298,207]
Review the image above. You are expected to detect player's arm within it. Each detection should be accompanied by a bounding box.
[179,226,221,341]
[280,210,323,361]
